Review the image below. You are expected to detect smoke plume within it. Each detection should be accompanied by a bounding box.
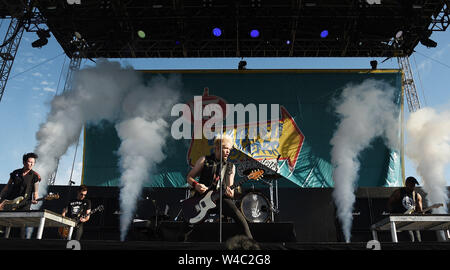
[34,60,140,196]
[330,79,400,242]
[116,77,181,241]
[406,107,450,213]
[33,59,181,241]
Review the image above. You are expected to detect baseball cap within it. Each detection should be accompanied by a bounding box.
[405,176,419,185]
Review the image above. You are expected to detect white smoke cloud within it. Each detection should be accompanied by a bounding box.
[330,79,400,242]
[34,60,140,196]
[116,76,181,241]
[406,107,450,213]
[33,60,181,242]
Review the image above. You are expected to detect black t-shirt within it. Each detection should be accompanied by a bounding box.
[6,169,40,201]
[66,198,92,220]
[391,187,416,213]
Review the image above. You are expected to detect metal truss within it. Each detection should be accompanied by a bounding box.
[0,18,24,102]
[397,56,421,113]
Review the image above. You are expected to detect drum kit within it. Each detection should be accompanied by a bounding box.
[237,173,280,223]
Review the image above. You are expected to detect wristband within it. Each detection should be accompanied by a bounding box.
[191,180,199,188]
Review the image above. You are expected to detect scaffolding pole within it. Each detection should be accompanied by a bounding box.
[0,18,25,102]
[397,56,421,113]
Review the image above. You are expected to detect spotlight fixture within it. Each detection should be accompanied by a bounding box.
[320,30,328,38]
[212,27,222,37]
[420,38,437,48]
[137,30,146,39]
[250,29,260,38]
[370,60,378,70]
[238,60,247,70]
[31,29,50,48]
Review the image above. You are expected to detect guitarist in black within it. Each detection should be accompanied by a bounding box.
[61,185,91,240]
[0,153,41,239]
[184,135,253,241]
[387,176,423,242]
[0,153,41,211]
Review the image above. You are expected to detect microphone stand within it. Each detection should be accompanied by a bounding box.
[219,139,223,243]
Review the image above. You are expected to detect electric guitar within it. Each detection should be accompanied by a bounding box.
[182,169,264,224]
[0,193,60,211]
[404,203,444,214]
[58,204,104,238]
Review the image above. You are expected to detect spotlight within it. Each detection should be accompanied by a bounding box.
[320,30,328,38]
[212,27,222,37]
[370,60,378,70]
[31,38,48,48]
[137,30,146,39]
[238,60,247,70]
[250,29,260,38]
[286,40,291,45]
[420,38,437,48]
[32,29,50,48]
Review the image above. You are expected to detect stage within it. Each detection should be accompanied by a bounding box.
[0,238,450,250]
[1,185,450,251]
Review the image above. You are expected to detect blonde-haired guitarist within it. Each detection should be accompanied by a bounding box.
[184,134,253,241]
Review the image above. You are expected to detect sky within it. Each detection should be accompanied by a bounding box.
[0,18,448,188]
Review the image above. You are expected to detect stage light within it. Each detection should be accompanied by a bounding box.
[250,29,260,38]
[74,31,82,40]
[31,38,48,48]
[137,30,146,39]
[212,27,222,37]
[370,60,378,70]
[320,30,328,38]
[32,29,50,48]
[420,38,437,48]
[286,40,291,45]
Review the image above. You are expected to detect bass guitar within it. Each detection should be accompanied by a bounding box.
[182,169,264,224]
[0,193,60,211]
[58,204,104,238]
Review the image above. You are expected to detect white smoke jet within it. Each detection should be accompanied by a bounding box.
[406,107,450,214]
[330,79,400,242]
[34,60,141,197]
[116,76,181,241]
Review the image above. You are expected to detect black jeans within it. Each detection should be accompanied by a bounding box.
[73,223,84,240]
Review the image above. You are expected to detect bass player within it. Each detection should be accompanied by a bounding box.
[184,134,253,241]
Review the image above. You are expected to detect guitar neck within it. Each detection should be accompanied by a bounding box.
[229,176,250,190]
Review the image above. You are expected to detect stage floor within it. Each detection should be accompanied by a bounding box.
[1,238,450,250]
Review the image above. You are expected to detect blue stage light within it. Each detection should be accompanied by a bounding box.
[320,30,329,38]
[250,29,260,38]
[212,28,222,37]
